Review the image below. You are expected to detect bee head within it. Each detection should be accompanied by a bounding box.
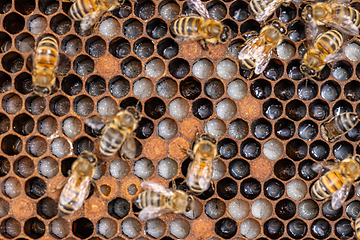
[312,4,329,21]
[33,85,50,97]
[300,62,316,77]
[220,26,231,43]
[271,20,287,35]
[126,106,142,121]
[185,196,194,212]
[301,5,313,22]
[301,50,324,76]
[80,151,98,164]
[32,71,55,96]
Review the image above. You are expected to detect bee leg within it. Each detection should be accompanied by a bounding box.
[54,177,69,192]
[199,40,209,51]
[210,180,215,191]
[171,179,177,190]
[242,30,258,40]
[178,144,195,158]
[248,68,255,79]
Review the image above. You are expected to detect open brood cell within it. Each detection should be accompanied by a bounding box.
[1,0,360,239]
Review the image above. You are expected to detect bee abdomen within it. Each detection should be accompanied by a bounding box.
[171,17,200,37]
[355,216,360,239]
[69,0,96,20]
[100,128,124,156]
[240,58,255,70]
[334,112,358,133]
[315,30,343,55]
[249,0,271,17]
[35,36,58,67]
[134,190,163,209]
[311,171,344,200]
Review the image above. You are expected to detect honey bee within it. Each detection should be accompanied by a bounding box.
[181,133,218,195]
[58,151,97,214]
[85,106,141,158]
[355,213,360,239]
[68,0,125,31]
[238,20,286,77]
[249,0,291,22]
[300,22,344,77]
[311,155,360,210]
[320,112,358,143]
[302,1,360,36]
[134,181,195,220]
[32,35,59,97]
[170,0,231,50]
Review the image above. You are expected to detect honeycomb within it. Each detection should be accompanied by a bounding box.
[1,0,360,239]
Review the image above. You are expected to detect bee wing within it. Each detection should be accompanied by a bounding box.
[324,50,344,64]
[238,37,259,60]
[141,181,174,196]
[121,133,137,159]
[254,49,272,75]
[80,7,106,31]
[138,206,172,220]
[252,0,284,22]
[311,160,338,175]
[305,19,319,47]
[85,115,107,131]
[187,0,211,19]
[331,181,352,210]
[321,17,359,36]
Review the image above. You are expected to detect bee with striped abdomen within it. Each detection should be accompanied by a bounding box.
[170,0,231,50]
[134,181,195,220]
[182,133,217,196]
[311,155,360,210]
[249,0,291,22]
[302,1,360,36]
[320,112,358,143]
[32,35,59,97]
[58,151,97,214]
[85,106,141,158]
[68,0,125,31]
[238,20,286,78]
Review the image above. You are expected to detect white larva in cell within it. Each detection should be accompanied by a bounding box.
[159,2,180,20]
[145,59,165,78]
[156,78,177,99]
[2,177,21,198]
[50,218,69,239]
[133,78,153,98]
[182,198,202,219]
[227,79,247,100]
[133,158,154,180]
[30,97,45,115]
[3,95,22,114]
[169,218,190,239]
[277,42,295,60]
[99,18,120,38]
[240,219,260,239]
[97,97,118,117]
[38,116,57,136]
[205,199,226,219]
[75,59,94,76]
[62,117,81,138]
[3,218,21,238]
[38,157,59,178]
[97,218,117,239]
[64,38,82,56]
[15,157,34,178]
[27,137,47,157]
[192,59,214,79]
[263,139,283,160]
[169,98,189,119]
[75,97,93,116]
[50,137,71,158]
[298,199,319,220]
[145,219,166,238]
[228,41,242,59]
[332,66,350,81]
[16,36,34,53]
[229,199,249,220]
[0,198,9,218]
[157,158,178,179]
[121,218,141,239]
[93,160,106,180]
[28,16,47,34]
[157,118,178,140]
[217,59,237,80]
[287,179,307,201]
[251,199,272,219]
[205,118,226,139]
[345,42,360,61]
[109,158,130,179]
[216,99,237,120]
[213,160,226,180]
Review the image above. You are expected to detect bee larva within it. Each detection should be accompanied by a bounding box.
[32,35,59,97]
[134,181,194,220]
[320,112,358,143]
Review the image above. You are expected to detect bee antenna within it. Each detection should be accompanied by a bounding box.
[135,99,141,111]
